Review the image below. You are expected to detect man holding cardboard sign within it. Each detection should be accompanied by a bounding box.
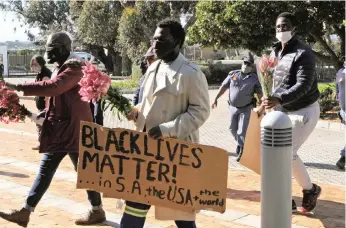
[125,18,210,228]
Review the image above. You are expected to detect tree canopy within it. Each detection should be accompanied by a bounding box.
[188,1,345,67]
[2,0,344,71]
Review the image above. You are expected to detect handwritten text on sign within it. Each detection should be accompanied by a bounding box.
[77,121,228,213]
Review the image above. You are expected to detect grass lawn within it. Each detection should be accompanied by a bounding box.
[112,80,336,92]
[112,79,139,90]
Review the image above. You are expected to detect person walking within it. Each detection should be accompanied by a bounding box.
[0,32,106,227]
[262,12,322,213]
[212,53,262,162]
[336,62,345,169]
[30,55,52,150]
[133,47,156,106]
[124,18,210,228]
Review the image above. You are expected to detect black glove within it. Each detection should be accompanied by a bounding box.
[148,126,162,139]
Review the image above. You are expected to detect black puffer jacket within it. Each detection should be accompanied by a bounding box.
[271,37,320,111]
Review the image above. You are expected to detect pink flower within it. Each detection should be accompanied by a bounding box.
[268,56,278,68]
[78,61,111,103]
[259,55,269,72]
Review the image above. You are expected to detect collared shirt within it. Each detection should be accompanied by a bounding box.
[336,67,345,111]
[221,70,262,108]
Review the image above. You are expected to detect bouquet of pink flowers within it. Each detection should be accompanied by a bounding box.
[78,61,133,120]
[0,82,43,125]
[257,55,278,97]
[79,61,112,104]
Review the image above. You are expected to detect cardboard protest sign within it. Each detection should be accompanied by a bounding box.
[77,121,228,213]
[240,110,263,174]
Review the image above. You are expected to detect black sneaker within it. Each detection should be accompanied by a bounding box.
[292,199,297,213]
[336,156,345,170]
[236,147,243,162]
[302,184,322,212]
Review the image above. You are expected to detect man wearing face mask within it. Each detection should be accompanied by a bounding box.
[335,61,345,169]
[124,19,210,228]
[30,55,52,150]
[133,47,156,106]
[0,32,106,227]
[212,54,263,162]
[261,12,321,213]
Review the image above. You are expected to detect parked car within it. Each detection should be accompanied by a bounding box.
[73,52,106,72]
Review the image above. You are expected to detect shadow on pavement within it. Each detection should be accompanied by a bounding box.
[0,170,29,178]
[103,220,120,227]
[227,152,238,157]
[227,188,345,228]
[227,188,260,201]
[293,196,345,228]
[305,162,345,172]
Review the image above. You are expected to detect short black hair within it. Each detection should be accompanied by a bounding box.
[277,12,298,27]
[157,18,185,48]
[32,54,46,67]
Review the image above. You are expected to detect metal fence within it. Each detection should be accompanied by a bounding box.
[316,59,338,82]
[7,49,45,77]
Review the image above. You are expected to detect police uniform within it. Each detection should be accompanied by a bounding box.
[221,70,262,152]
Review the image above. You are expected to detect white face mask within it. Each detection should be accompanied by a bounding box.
[31,65,41,73]
[241,64,252,74]
[276,31,292,43]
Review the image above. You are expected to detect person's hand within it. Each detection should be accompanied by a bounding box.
[211,100,218,109]
[148,126,162,139]
[37,111,46,119]
[4,82,19,91]
[126,108,138,121]
[261,96,281,109]
[253,103,265,117]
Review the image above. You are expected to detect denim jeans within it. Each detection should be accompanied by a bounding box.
[121,201,196,228]
[24,152,102,212]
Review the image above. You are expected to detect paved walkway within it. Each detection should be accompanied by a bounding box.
[0,98,342,227]
[103,91,345,186]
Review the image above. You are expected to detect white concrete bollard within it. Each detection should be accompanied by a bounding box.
[261,111,292,228]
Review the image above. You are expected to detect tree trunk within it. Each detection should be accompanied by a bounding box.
[122,53,132,76]
[332,24,345,61]
[108,49,122,76]
[87,44,114,73]
[183,14,197,32]
[310,32,341,69]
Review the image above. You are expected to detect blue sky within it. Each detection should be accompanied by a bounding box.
[0,11,39,42]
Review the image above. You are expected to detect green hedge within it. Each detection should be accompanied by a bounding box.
[200,61,242,84]
[318,83,339,113]
[318,82,336,93]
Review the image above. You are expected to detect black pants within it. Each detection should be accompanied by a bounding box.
[24,152,102,211]
[120,201,196,228]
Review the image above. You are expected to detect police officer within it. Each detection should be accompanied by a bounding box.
[336,61,345,169]
[212,54,262,162]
